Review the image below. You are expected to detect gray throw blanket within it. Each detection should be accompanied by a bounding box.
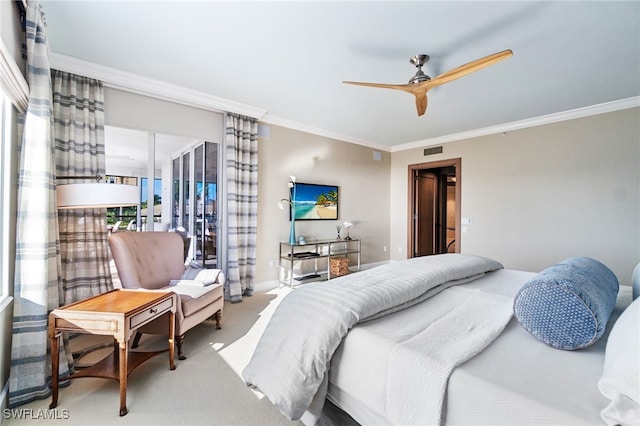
[242,253,504,423]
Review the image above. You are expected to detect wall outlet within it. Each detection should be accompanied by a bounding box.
[383,246,387,252]
[268,260,274,268]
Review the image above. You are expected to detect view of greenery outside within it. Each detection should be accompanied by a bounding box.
[106,206,137,225]
[107,178,162,227]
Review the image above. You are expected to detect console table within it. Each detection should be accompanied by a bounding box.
[48,289,177,416]
[279,238,361,287]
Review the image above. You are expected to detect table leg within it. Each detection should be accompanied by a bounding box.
[168,311,176,370]
[118,340,128,416]
[49,327,60,409]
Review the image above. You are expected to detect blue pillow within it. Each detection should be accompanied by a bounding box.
[513,257,619,350]
[632,263,640,300]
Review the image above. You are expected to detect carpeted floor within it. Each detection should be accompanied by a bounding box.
[3,282,306,426]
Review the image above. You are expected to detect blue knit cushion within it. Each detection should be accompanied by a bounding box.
[513,257,619,350]
[632,263,640,300]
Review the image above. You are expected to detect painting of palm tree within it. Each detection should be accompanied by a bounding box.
[291,183,339,220]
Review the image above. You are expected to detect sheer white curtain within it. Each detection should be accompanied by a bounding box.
[9,3,110,407]
[9,1,71,407]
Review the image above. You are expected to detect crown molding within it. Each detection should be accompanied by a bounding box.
[49,52,267,119]
[260,114,392,152]
[391,96,640,152]
[49,53,638,152]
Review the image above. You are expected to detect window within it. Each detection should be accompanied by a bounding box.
[1,92,7,299]
[1,1,29,306]
[104,127,223,265]
[105,175,139,232]
[173,141,219,268]
[140,177,162,228]
[1,90,18,302]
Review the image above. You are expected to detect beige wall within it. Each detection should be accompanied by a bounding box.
[391,107,640,285]
[254,124,391,283]
[104,88,223,140]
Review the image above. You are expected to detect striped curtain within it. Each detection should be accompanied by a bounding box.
[52,70,112,302]
[9,1,71,407]
[225,113,258,302]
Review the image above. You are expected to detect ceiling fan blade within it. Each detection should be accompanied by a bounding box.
[344,80,431,116]
[344,49,511,117]
[343,81,415,94]
[429,49,513,89]
[415,93,428,116]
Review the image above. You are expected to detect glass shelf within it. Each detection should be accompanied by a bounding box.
[278,239,361,287]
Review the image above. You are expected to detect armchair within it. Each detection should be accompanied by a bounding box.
[108,231,224,360]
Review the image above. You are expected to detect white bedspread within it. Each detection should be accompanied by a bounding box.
[328,270,634,425]
[386,286,513,425]
[446,279,634,425]
[242,254,505,424]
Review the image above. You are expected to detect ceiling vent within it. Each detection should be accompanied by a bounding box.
[423,146,443,156]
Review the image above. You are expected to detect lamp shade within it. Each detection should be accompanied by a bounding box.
[56,183,139,209]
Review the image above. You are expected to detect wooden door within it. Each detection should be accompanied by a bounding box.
[415,171,437,256]
[408,158,461,258]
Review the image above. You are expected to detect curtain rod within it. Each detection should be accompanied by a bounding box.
[56,175,103,182]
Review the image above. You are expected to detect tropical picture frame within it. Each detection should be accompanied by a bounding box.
[291,182,338,220]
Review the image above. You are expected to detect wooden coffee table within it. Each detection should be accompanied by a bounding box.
[48,289,177,416]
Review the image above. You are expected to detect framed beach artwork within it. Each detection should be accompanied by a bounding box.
[291,182,338,220]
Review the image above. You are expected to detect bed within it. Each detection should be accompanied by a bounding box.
[242,254,639,425]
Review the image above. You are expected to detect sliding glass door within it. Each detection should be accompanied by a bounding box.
[105,127,222,269]
[173,141,219,268]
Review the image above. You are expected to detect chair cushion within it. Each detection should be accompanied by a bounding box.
[170,283,223,317]
[181,268,223,285]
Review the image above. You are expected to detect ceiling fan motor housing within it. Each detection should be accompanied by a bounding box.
[409,70,431,84]
[409,54,431,84]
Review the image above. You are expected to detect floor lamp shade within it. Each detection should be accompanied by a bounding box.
[56,183,139,209]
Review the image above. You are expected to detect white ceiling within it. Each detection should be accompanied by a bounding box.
[41,1,640,151]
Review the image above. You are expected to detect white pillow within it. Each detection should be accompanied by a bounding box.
[598,297,640,425]
[632,262,640,300]
[181,268,222,285]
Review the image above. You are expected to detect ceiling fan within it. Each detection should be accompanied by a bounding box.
[343,49,513,116]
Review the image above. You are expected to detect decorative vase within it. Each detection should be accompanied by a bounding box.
[289,210,296,245]
[289,183,297,244]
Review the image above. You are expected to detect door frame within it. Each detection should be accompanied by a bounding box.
[407,158,462,257]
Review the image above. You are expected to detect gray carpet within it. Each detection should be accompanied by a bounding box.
[4,283,307,426]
